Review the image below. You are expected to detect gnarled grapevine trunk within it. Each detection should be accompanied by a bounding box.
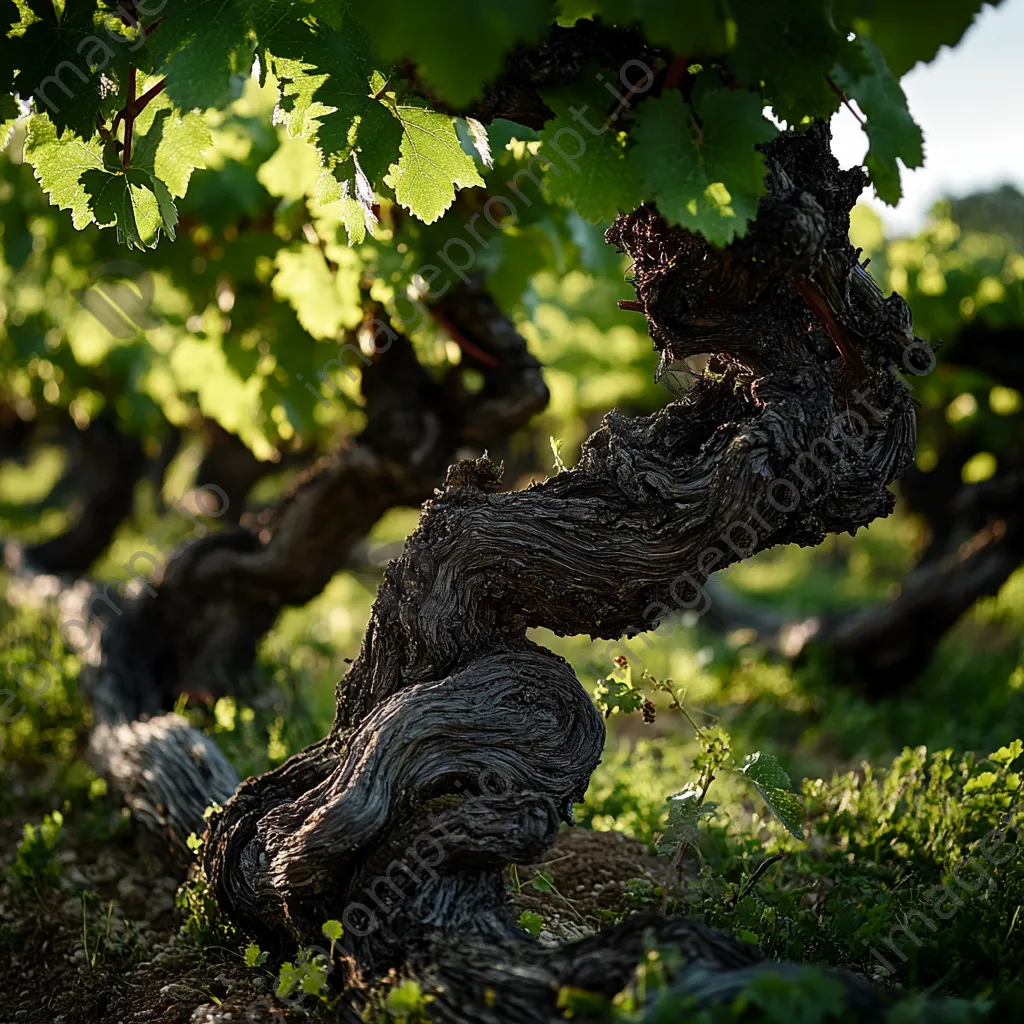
[188,124,916,1018]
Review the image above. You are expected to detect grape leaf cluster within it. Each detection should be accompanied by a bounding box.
[1,0,991,251]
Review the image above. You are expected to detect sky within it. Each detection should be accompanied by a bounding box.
[830,0,1024,234]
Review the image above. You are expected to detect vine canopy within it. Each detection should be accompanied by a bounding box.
[1,0,996,250]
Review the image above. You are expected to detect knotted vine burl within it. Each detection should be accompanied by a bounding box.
[202,123,918,1019]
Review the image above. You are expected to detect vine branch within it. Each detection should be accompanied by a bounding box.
[111,78,167,165]
[121,67,136,169]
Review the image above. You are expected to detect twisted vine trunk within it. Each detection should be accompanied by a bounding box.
[189,124,916,1018]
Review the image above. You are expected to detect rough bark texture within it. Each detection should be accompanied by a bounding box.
[185,124,917,1018]
[464,20,656,128]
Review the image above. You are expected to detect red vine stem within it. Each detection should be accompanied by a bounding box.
[122,67,137,169]
[605,54,693,136]
[429,308,501,367]
[795,277,863,368]
[662,54,690,92]
[131,78,168,116]
[111,78,167,164]
[607,58,667,124]
[825,74,865,126]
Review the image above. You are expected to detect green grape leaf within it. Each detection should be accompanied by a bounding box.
[738,752,805,839]
[357,0,550,107]
[259,7,400,189]
[149,0,256,111]
[989,740,1024,768]
[386,980,429,1015]
[26,94,192,249]
[257,132,322,201]
[593,674,644,716]
[531,870,555,892]
[265,51,332,141]
[10,0,133,136]
[345,99,404,188]
[23,114,104,228]
[316,169,372,246]
[729,0,846,122]
[131,93,212,198]
[833,39,924,205]
[275,961,300,1000]
[661,783,718,852]
[556,0,599,25]
[631,88,776,246]
[517,910,544,937]
[540,79,643,224]
[244,941,269,967]
[841,0,988,77]
[82,165,177,249]
[170,330,273,458]
[383,103,484,223]
[270,243,362,339]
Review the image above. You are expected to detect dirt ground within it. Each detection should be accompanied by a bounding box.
[0,810,274,1023]
[508,826,673,942]
[1,815,667,1023]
